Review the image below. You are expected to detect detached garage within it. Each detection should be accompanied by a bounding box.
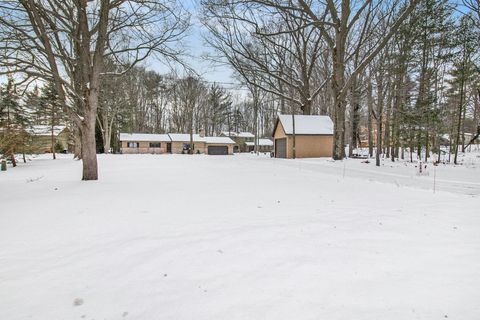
[272,115,334,159]
[205,137,236,155]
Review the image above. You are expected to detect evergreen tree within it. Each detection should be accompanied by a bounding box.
[0,77,30,166]
[38,82,64,159]
[449,14,478,163]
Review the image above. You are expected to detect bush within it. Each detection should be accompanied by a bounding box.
[54,141,64,153]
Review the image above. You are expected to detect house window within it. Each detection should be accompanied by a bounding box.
[149,142,161,148]
[127,142,139,148]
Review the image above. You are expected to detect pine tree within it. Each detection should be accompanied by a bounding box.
[38,82,64,159]
[449,14,478,164]
[0,77,29,166]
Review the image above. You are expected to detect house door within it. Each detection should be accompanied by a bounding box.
[275,138,287,158]
[167,143,172,153]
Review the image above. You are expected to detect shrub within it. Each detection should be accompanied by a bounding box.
[54,141,64,153]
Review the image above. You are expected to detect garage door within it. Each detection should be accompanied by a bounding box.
[208,145,228,155]
[275,138,286,158]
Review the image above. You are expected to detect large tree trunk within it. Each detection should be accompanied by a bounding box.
[79,88,99,180]
[80,119,98,180]
[331,25,347,160]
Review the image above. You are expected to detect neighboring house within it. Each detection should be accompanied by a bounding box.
[27,125,70,153]
[220,131,255,152]
[245,139,274,153]
[119,132,236,155]
[272,115,334,158]
[120,133,171,154]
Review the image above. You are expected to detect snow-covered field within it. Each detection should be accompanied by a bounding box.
[1,153,479,320]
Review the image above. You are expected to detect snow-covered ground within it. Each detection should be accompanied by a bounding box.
[288,152,480,195]
[1,153,479,320]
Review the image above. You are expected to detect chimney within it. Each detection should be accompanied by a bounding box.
[199,128,205,138]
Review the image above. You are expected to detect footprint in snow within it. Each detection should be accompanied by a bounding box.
[73,298,84,306]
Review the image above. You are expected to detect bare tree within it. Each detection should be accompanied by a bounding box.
[202,2,327,115]
[204,0,419,160]
[176,75,205,154]
[0,0,189,179]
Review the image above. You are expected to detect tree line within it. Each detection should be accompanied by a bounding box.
[1,0,480,180]
[1,67,280,157]
[202,0,480,165]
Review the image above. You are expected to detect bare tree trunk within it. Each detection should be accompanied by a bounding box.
[104,125,111,154]
[348,75,361,157]
[454,74,466,164]
[80,113,98,180]
[51,115,56,160]
[461,97,467,152]
[292,113,296,159]
[375,70,385,167]
[102,113,114,154]
[391,77,401,162]
[425,130,429,162]
[253,96,259,155]
[10,153,17,167]
[190,105,194,154]
[331,35,347,160]
[384,87,392,159]
[367,76,374,158]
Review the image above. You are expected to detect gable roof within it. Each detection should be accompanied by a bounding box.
[205,137,236,144]
[120,133,171,142]
[238,132,255,138]
[168,133,205,142]
[274,115,333,136]
[220,131,255,138]
[245,139,273,146]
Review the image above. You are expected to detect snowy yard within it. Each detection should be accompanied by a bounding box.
[1,153,479,320]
